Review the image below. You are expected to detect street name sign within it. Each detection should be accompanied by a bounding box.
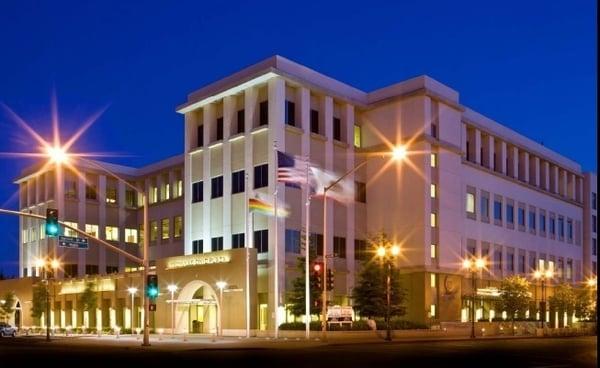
[58,235,89,249]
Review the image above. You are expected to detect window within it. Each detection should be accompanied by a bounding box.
[106,266,119,274]
[85,184,97,200]
[494,200,502,221]
[150,221,158,242]
[431,123,438,138]
[539,259,545,271]
[430,273,436,288]
[175,179,183,198]
[466,193,475,214]
[593,239,597,256]
[567,219,573,240]
[126,189,137,207]
[430,304,436,318]
[232,170,245,194]
[197,125,204,147]
[355,181,366,203]
[65,180,77,199]
[85,224,98,238]
[333,117,341,141]
[519,254,525,273]
[494,250,502,270]
[310,109,319,134]
[161,218,170,240]
[430,153,437,168]
[160,183,170,201]
[192,239,203,254]
[310,233,323,256]
[540,214,546,232]
[529,255,536,271]
[480,195,489,219]
[355,239,367,261]
[333,237,346,258]
[85,265,99,276]
[285,229,300,254]
[593,192,597,210]
[39,223,45,240]
[254,164,268,189]
[192,181,203,203]
[430,244,437,259]
[216,117,224,140]
[285,101,295,126]
[507,253,514,271]
[566,260,572,279]
[174,216,182,238]
[558,217,564,238]
[259,101,268,125]
[211,176,223,198]
[518,208,525,226]
[550,217,556,235]
[105,226,119,241]
[150,186,158,204]
[254,229,268,253]
[430,213,437,227]
[353,125,361,148]
[507,204,514,224]
[529,211,536,230]
[237,109,245,134]
[430,184,436,198]
[63,221,78,237]
[139,224,144,245]
[211,237,223,251]
[593,215,597,233]
[106,188,117,204]
[125,228,138,243]
[232,233,245,249]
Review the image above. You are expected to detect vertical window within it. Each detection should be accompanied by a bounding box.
[85,184,97,200]
[519,254,525,273]
[85,224,99,238]
[175,179,183,198]
[431,124,438,138]
[211,176,223,198]
[494,250,502,270]
[126,189,137,207]
[197,125,204,147]
[65,179,77,199]
[333,117,341,141]
[63,221,78,237]
[216,117,224,140]
[430,273,436,288]
[285,229,300,253]
[430,184,436,198]
[558,217,565,238]
[539,259,545,271]
[192,181,203,203]
[480,196,489,219]
[507,253,514,271]
[529,211,536,230]
[540,214,546,232]
[592,192,597,210]
[333,237,346,258]
[237,109,245,134]
[567,219,573,240]
[430,153,437,168]
[125,228,138,244]
[310,109,319,134]
[232,170,245,194]
[593,239,597,256]
[39,223,46,240]
[254,229,269,253]
[259,101,268,126]
[566,260,572,279]
[161,218,170,240]
[285,101,295,126]
[549,217,556,234]
[518,208,525,226]
[192,239,203,254]
[105,226,119,241]
[494,200,502,220]
[254,164,268,189]
[507,204,514,224]
[430,213,437,227]
[354,239,367,261]
[355,181,366,203]
[232,233,245,249]
[593,215,597,233]
[466,193,475,214]
[430,244,437,259]
[211,236,223,251]
[173,216,182,238]
[310,233,323,256]
[150,221,158,242]
[105,188,117,204]
[149,186,158,204]
[353,125,361,148]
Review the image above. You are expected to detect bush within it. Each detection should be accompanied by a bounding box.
[278,319,426,331]
[279,321,322,331]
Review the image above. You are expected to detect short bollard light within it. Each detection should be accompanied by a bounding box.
[97,328,102,338]
[481,328,485,336]
[135,327,142,340]
[115,327,121,339]
[158,328,164,340]
[66,326,72,337]
[183,329,188,342]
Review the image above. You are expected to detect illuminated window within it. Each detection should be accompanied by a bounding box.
[125,228,138,244]
[430,304,436,318]
[538,259,545,271]
[175,180,183,198]
[29,227,36,242]
[63,221,78,237]
[150,186,158,204]
[161,218,170,240]
[150,221,158,242]
[39,223,46,240]
[430,153,437,168]
[353,125,362,148]
[105,188,117,204]
[22,229,28,244]
[85,224,98,238]
[430,213,437,227]
[430,184,436,198]
[125,189,137,207]
[466,193,475,214]
[174,216,182,238]
[105,226,119,241]
[430,273,436,288]
[430,244,436,259]
[164,183,171,201]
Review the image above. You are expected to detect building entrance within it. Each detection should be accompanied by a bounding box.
[173,280,219,334]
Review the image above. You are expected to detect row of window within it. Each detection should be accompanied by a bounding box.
[191,229,269,254]
[192,166,268,203]
[23,264,120,278]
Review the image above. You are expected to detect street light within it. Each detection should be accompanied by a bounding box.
[320,145,407,340]
[36,257,61,342]
[167,284,178,337]
[216,281,227,337]
[127,287,138,334]
[533,269,554,329]
[376,243,401,342]
[462,256,485,339]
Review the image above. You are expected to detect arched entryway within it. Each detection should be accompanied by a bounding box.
[172,280,219,334]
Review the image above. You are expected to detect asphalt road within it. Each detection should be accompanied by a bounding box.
[0,335,596,368]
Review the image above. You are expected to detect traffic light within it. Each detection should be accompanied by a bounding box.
[45,208,59,237]
[149,303,156,312]
[312,262,323,290]
[326,269,334,291]
[146,274,159,299]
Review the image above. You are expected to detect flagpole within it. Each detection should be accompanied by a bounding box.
[273,142,279,339]
[305,155,311,340]
[245,172,250,338]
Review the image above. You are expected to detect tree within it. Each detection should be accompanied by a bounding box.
[31,282,49,321]
[352,232,406,320]
[549,283,576,327]
[287,230,322,318]
[78,282,97,312]
[574,287,596,321]
[497,275,531,334]
[0,291,15,322]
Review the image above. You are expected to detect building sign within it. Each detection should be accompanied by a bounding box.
[165,254,231,270]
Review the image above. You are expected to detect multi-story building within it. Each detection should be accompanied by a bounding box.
[1,55,596,335]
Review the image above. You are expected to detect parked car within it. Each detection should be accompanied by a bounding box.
[0,322,17,337]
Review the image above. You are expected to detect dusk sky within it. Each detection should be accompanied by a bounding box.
[0,0,596,276]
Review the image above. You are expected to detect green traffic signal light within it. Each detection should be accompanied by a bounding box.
[45,208,59,237]
[146,274,159,299]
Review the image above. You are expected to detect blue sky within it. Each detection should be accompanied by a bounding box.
[0,0,596,276]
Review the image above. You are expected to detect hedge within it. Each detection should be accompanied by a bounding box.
[279,319,427,331]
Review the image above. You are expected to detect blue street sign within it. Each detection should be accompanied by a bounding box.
[58,235,89,249]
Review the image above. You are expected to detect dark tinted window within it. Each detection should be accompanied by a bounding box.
[259,101,268,125]
[192,181,203,203]
[211,176,223,199]
[254,164,268,189]
[232,170,245,194]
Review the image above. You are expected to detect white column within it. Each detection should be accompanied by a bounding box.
[500,141,507,174]
[519,151,529,183]
[552,165,559,194]
[298,86,311,241]
[569,173,577,201]
[98,175,107,274]
[322,95,335,261]
[117,180,126,271]
[183,111,196,255]
[542,161,550,191]
[244,87,258,249]
[577,177,583,203]
[343,103,356,294]
[474,129,482,164]
[486,135,494,169]
[461,123,467,159]
[560,169,568,197]
[510,146,518,179]
[533,157,540,187]
[77,173,87,277]
[223,95,235,249]
[203,104,214,252]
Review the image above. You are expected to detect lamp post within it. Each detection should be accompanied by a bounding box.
[36,257,61,342]
[533,269,554,329]
[462,257,485,339]
[376,244,400,341]
[320,145,407,340]
[216,281,227,337]
[127,287,138,334]
[167,284,178,337]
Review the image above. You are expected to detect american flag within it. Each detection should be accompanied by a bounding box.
[277,151,310,188]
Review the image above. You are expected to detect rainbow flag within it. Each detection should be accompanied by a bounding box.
[249,197,289,217]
